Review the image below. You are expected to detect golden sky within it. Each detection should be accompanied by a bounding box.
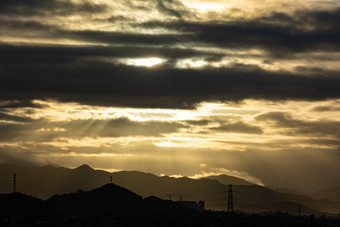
[1,0,340,192]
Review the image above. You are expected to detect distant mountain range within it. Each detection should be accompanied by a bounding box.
[1,163,340,215]
[203,175,253,186]
[310,186,340,202]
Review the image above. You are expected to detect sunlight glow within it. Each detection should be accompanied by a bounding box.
[176,59,208,68]
[182,1,226,11]
[127,58,164,67]
[189,167,264,185]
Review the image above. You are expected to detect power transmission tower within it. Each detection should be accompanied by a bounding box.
[13,173,16,193]
[228,184,233,213]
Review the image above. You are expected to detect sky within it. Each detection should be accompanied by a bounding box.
[1,0,340,192]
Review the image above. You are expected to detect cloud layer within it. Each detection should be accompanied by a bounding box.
[1,0,340,192]
[1,1,340,108]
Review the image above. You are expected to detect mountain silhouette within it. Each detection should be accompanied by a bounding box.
[0,192,49,223]
[1,163,339,215]
[203,174,253,186]
[0,183,204,226]
[310,186,340,202]
[48,183,143,216]
[0,163,110,198]
[2,188,339,227]
[74,163,94,171]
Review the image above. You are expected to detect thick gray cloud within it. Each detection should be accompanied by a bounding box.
[6,11,338,56]
[312,104,340,112]
[153,0,192,19]
[2,6,340,55]
[211,122,263,134]
[61,118,186,138]
[1,5,340,108]
[0,112,37,123]
[0,43,223,65]
[0,117,186,142]
[0,0,107,16]
[0,100,46,109]
[1,52,340,108]
[256,111,340,138]
[140,8,340,54]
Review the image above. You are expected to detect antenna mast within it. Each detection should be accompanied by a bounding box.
[227,184,233,213]
[13,173,16,193]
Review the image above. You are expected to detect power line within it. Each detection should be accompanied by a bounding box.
[233,190,340,205]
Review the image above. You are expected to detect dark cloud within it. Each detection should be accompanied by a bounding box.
[184,120,211,126]
[63,29,189,47]
[0,112,37,123]
[0,43,223,66]
[0,20,54,32]
[2,8,340,56]
[211,122,263,134]
[57,20,340,56]
[289,138,340,148]
[0,121,47,142]
[140,8,340,55]
[0,100,45,109]
[312,105,340,112]
[256,112,340,138]
[1,6,339,70]
[0,0,107,16]
[1,44,340,108]
[255,112,294,124]
[155,0,192,19]
[0,117,186,142]
[124,0,195,20]
[62,118,185,137]
[295,7,340,29]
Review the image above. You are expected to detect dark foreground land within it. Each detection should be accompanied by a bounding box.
[1,184,340,227]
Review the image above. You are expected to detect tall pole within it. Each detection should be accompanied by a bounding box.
[110,176,112,184]
[299,204,301,217]
[13,173,16,193]
[228,184,233,213]
[167,194,172,200]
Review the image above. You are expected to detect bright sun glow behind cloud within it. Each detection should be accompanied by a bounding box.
[127,58,164,67]
[184,2,225,11]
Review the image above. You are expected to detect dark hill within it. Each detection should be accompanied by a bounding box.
[0,184,204,226]
[0,192,47,221]
[48,183,143,216]
[47,183,201,217]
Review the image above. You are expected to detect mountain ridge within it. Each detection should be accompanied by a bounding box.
[1,163,339,214]
[310,186,340,202]
[203,174,253,186]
